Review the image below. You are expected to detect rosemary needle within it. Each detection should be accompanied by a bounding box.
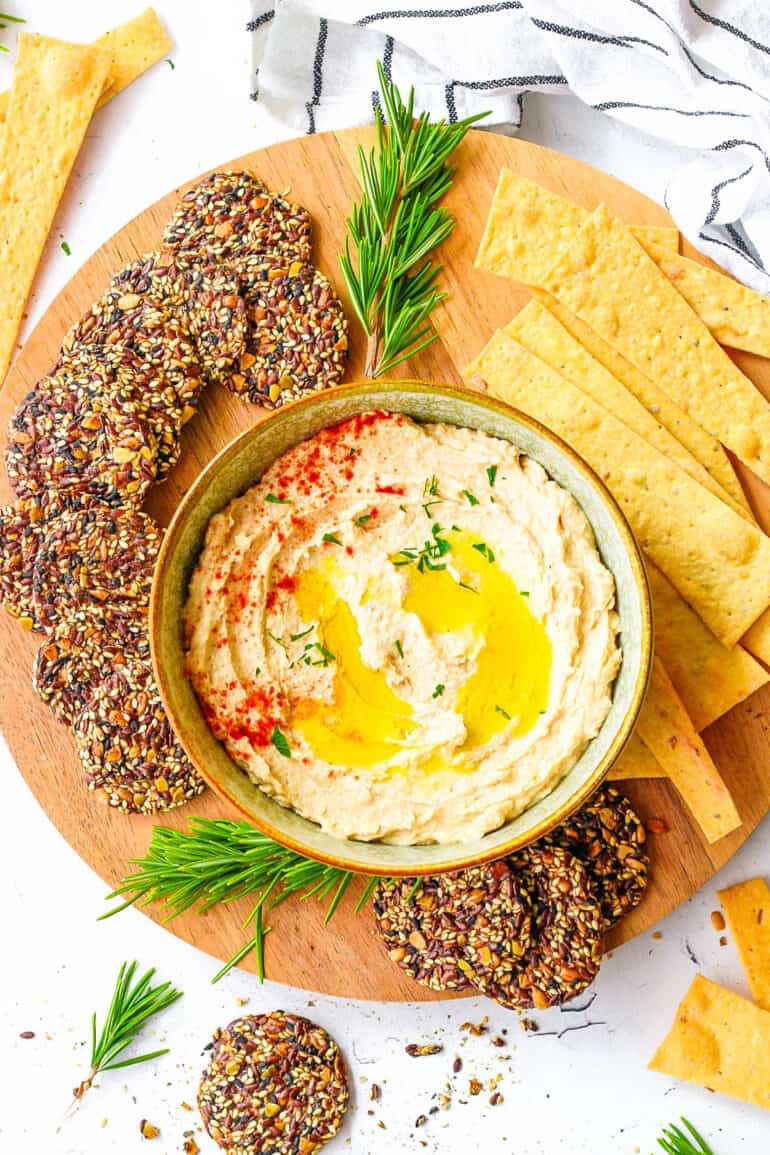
[656,1118,717,1155]
[340,60,489,377]
[73,960,182,1102]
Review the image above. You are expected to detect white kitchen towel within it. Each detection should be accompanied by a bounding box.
[247,1,770,293]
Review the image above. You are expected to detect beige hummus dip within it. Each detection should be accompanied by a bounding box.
[184,411,621,844]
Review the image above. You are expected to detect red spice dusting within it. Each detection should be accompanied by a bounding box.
[376,484,406,496]
[345,545,354,556]
[265,573,297,612]
[205,681,285,749]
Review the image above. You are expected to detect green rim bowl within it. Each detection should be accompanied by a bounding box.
[151,381,652,876]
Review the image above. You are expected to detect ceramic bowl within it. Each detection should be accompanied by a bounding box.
[151,381,652,875]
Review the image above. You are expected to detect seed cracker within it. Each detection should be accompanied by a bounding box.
[32,505,162,632]
[73,654,204,813]
[0,493,72,630]
[546,787,649,927]
[373,875,473,992]
[198,1012,348,1155]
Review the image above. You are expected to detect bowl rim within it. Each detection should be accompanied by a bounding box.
[151,380,653,874]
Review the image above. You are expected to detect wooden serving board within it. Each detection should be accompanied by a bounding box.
[3,129,770,1000]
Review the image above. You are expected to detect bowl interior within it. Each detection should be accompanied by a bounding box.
[152,382,651,874]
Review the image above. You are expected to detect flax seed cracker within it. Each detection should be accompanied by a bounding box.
[163,170,312,270]
[373,875,473,991]
[73,654,204,813]
[32,506,162,632]
[546,787,649,927]
[0,493,73,630]
[5,367,156,508]
[503,845,604,1009]
[198,1012,348,1155]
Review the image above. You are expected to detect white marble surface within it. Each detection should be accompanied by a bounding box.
[1,3,769,1152]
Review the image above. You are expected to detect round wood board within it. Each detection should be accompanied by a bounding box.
[4,128,770,1001]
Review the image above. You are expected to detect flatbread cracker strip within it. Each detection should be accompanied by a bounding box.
[647,561,768,731]
[475,169,678,284]
[717,877,770,1012]
[636,657,741,844]
[649,974,770,1111]
[529,290,749,516]
[742,607,770,669]
[0,8,172,124]
[656,252,770,359]
[466,330,770,646]
[0,34,111,384]
[608,732,664,780]
[505,301,747,518]
[541,204,770,488]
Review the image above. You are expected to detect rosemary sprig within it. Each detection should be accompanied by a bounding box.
[340,61,489,377]
[74,960,182,1102]
[656,1118,716,1155]
[101,818,384,983]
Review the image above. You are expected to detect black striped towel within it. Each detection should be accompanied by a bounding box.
[248,1,770,292]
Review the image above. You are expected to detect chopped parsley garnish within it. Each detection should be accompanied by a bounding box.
[395,639,404,659]
[486,465,498,487]
[165,58,175,69]
[495,705,511,720]
[458,580,479,594]
[302,641,335,667]
[254,666,261,678]
[61,241,71,256]
[270,727,291,757]
[322,532,342,545]
[265,493,291,504]
[399,503,408,513]
[394,523,452,572]
[451,524,461,532]
[422,475,443,518]
[266,630,288,651]
[348,446,358,458]
[290,625,314,641]
[520,590,529,598]
[462,489,479,506]
[355,513,371,526]
[472,541,495,563]
[432,684,445,698]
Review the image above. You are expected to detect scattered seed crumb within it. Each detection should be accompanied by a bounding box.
[719,935,727,946]
[520,1017,539,1033]
[19,1030,35,1039]
[652,931,662,940]
[181,1102,193,1111]
[377,1120,387,1130]
[491,1035,505,1048]
[469,1078,482,1096]
[406,1043,443,1056]
[711,910,726,932]
[452,1056,462,1073]
[415,1114,428,1127]
[182,1140,200,1155]
[100,1118,108,1129]
[367,1109,374,1117]
[370,1083,381,1101]
[645,817,668,834]
[139,1119,159,1140]
[460,1017,488,1036]
[490,1091,503,1106]
[236,997,249,1006]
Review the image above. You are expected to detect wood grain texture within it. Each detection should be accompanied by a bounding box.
[3,129,770,1000]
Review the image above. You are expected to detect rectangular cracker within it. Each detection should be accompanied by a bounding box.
[0,34,111,383]
[0,8,172,124]
[476,169,678,284]
[649,974,770,1110]
[647,561,768,730]
[636,657,741,843]
[608,732,664,780]
[657,252,770,358]
[541,204,770,488]
[466,330,770,645]
[505,300,747,517]
[530,289,749,516]
[742,608,770,669]
[717,877,770,1011]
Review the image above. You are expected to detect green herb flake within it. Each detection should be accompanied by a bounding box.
[290,625,314,642]
[270,727,291,757]
[254,666,261,678]
[458,580,479,594]
[432,684,445,698]
[266,630,287,651]
[303,641,335,667]
[520,590,529,598]
[355,513,371,526]
[61,241,71,256]
[472,542,495,563]
[486,465,498,487]
[348,446,358,458]
[322,533,342,545]
[265,493,291,505]
[395,639,404,659]
[165,58,175,70]
[495,705,511,720]
[462,489,479,506]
